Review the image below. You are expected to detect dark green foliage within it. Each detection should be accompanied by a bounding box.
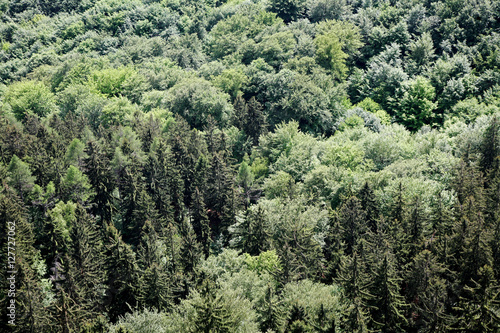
[1,0,500,331]
[103,224,140,322]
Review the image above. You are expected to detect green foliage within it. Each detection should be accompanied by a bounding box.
[396,76,438,131]
[165,78,233,129]
[7,155,36,198]
[1,0,500,331]
[3,81,56,120]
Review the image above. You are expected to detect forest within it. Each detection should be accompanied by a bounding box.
[0,0,499,331]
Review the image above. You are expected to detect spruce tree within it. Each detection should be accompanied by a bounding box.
[137,220,172,310]
[359,182,379,233]
[83,139,115,225]
[369,253,408,332]
[103,224,139,322]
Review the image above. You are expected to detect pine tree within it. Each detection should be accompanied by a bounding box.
[284,304,313,333]
[232,94,248,130]
[63,205,105,322]
[245,96,267,146]
[144,139,183,224]
[60,165,94,205]
[408,250,451,332]
[430,191,454,237]
[229,205,271,256]
[0,188,55,332]
[480,116,500,177]
[323,210,345,282]
[452,265,500,332]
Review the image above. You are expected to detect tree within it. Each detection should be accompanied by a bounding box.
[229,205,271,256]
[60,165,94,205]
[190,187,211,257]
[358,182,379,233]
[257,284,285,333]
[165,78,233,129]
[137,220,172,311]
[4,81,56,120]
[369,253,408,332]
[103,224,140,322]
[480,116,500,177]
[338,196,366,256]
[7,155,36,201]
[396,76,438,131]
[83,139,115,225]
[268,0,307,23]
[337,252,371,333]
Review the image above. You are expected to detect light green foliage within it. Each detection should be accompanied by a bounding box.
[101,96,139,128]
[263,171,296,199]
[48,201,77,247]
[88,66,149,103]
[396,76,438,131]
[212,67,249,99]
[60,165,94,203]
[207,9,281,60]
[356,98,391,125]
[3,81,56,120]
[281,280,343,330]
[314,20,362,79]
[64,138,87,167]
[245,250,282,275]
[7,155,36,196]
[108,308,169,333]
[165,78,233,129]
[321,141,366,171]
[451,97,500,123]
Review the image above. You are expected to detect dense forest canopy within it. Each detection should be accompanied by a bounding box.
[0,0,500,332]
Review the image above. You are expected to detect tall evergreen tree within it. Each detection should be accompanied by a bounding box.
[83,140,115,225]
[103,224,139,322]
[359,182,379,233]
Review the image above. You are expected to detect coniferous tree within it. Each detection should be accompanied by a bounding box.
[63,205,105,326]
[338,196,366,256]
[284,304,313,333]
[83,140,115,225]
[191,186,211,257]
[480,116,499,177]
[229,205,271,256]
[257,284,285,333]
[245,97,267,146]
[369,253,408,332]
[191,280,233,333]
[359,182,379,233]
[0,188,54,333]
[137,220,172,311]
[6,155,36,201]
[337,252,372,333]
[103,224,139,322]
[323,210,345,282]
[408,250,451,332]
